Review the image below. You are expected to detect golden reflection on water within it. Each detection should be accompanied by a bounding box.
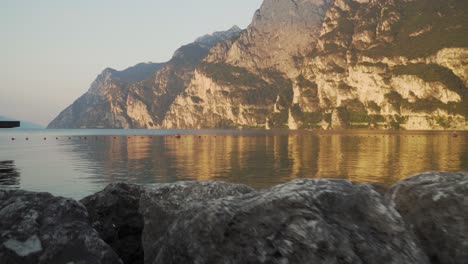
[85,132,468,189]
[1,131,467,199]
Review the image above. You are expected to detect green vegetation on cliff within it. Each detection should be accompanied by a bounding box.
[200,62,293,107]
[393,64,466,94]
[199,62,267,88]
[385,91,468,118]
[366,0,468,58]
[386,63,468,117]
[290,104,323,129]
[268,111,289,129]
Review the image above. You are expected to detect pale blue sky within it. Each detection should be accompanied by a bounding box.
[0,0,262,125]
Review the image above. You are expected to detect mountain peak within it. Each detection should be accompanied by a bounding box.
[98,63,164,84]
[227,25,241,32]
[194,26,242,47]
[48,0,468,131]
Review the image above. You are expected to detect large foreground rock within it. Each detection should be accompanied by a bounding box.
[141,179,429,264]
[387,171,468,264]
[0,190,122,264]
[139,181,255,264]
[81,183,145,264]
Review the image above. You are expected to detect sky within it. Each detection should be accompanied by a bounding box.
[0,0,263,126]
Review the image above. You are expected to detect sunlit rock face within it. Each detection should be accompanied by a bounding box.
[163,0,468,130]
[47,63,164,129]
[164,0,333,129]
[206,0,333,77]
[47,27,242,129]
[50,0,468,130]
[294,0,468,130]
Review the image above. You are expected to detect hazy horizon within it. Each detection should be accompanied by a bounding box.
[1,0,262,126]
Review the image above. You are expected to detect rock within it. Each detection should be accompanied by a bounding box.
[142,179,429,264]
[163,0,468,130]
[47,26,242,129]
[368,182,388,195]
[0,190,122,264]
[47,0,468,130]
[386,171,468,264]
[139,181,255,264]
[80,183,145,264]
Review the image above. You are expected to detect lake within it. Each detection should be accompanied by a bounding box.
[0,129,467,199]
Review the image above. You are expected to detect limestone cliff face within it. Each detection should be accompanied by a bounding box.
[47,27,242,129]
[50,0,468,130]
[294,0,468,130]
[164,0,332,129]
[47,63,164,129]
[164,0,468,130]
[206,0,333,77]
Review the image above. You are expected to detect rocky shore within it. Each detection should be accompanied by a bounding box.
[1,172,467,264]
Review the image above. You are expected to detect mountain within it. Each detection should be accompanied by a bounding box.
[164,0,468,130]
[47,26,242,129]
[0,116,44,129]
[47,62,164,128]
[49,0,468,130]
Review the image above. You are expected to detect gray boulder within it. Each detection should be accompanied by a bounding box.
[141,179,429,264]
[386,171,468,264]
[139,181,255,264]
[81,183,145,264]
[0,189,122,264]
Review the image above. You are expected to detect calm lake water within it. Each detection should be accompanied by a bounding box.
[0,129,467,199]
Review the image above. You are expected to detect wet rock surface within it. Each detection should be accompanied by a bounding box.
[387,171,468,264]
[0,190,122,264]
[81,183,145,264]
[142,179,429,264]
[139,181,255,264]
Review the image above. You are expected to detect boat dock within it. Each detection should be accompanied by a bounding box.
[0,121,20,128]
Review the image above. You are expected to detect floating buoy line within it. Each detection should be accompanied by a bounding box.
[7,133,464,142]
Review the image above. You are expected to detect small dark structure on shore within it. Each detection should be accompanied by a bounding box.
[0,121,20,128]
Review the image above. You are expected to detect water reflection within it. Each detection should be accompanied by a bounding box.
[0,160,20,188]
[0,131,466,198]
[64,132,468,191]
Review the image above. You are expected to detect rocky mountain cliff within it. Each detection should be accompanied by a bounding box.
[48,26,242,129]
[49,0,468,130]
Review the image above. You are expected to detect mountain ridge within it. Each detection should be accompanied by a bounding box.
[47,26,242,129]
[49,0,468,130]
